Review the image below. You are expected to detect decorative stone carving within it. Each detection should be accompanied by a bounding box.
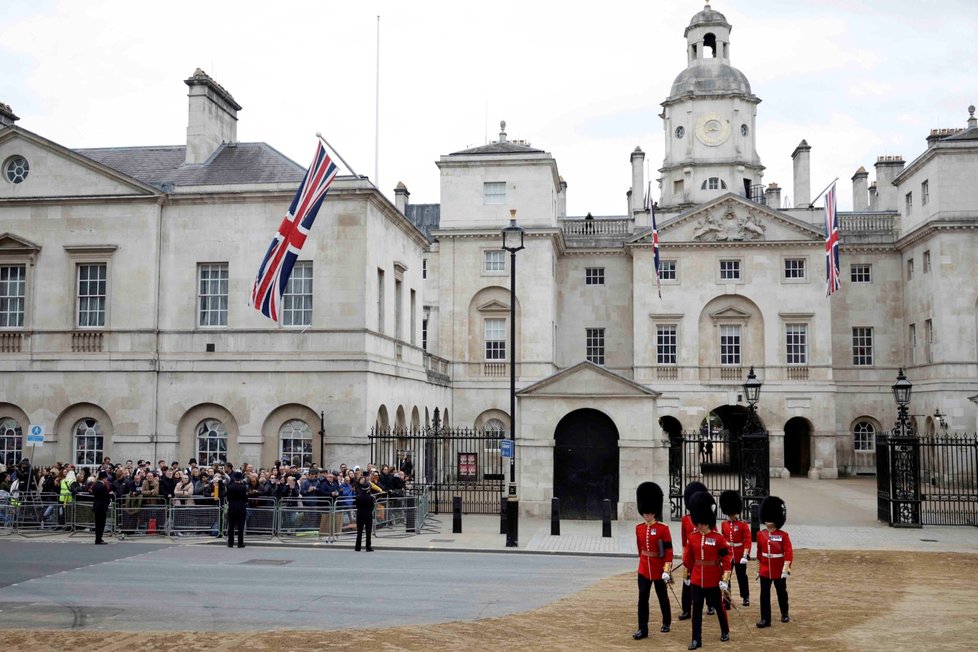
[692,207,767,241]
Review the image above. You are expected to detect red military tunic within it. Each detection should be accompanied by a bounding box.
[756,528,793,578]
[682,528,731,588]
[635,519,674,580]
[721,518,752,561]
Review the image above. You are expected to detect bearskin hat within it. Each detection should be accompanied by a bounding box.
[683,481,708,511]
[636,482,664,520]
[689,491,717,528]
[760,495,787,529]
[719,490,743,517]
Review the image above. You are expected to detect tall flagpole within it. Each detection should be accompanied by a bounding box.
[375,15,381,188]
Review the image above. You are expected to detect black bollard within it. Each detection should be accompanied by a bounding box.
[749,502,761,540]
[551,497,560,536]
[601,498,612,538]
[452,496,462,534]
[500,497,507,534]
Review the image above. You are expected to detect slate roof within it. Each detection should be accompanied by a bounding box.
[76,142,306,189]
[449,141,543,156]
[943,127,978,142]
[405,203,440,240]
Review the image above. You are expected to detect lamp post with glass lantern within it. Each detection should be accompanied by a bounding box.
[739,365,769,525]
[886,368,921,527]
[501,209,524,547]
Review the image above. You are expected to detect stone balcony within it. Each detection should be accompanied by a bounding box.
[560,216,633,247]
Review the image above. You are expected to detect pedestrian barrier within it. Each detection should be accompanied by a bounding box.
[4,489,431,540]
[168,498,223,538]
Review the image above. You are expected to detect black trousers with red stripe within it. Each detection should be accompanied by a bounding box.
[691,585,728,642]
[637,574,671,632]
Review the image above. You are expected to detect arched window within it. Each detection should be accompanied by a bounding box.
[853,421,876,452]
[280,419,313,468]
[701,177,727,191]
[484,418,506,453]
[0,417,23,467]
[73,418,104,468]
[704,33,717,58]
[196,418,228,466]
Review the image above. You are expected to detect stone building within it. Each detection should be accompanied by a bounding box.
[1,5,976,518]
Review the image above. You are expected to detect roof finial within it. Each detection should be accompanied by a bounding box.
[969,104,977,129]
[499,120,507,143]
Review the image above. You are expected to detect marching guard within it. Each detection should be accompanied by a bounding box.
[678,481,708,621]
[756,495,793,628]
[633,482,674,639]
[682,491,731,650]
[719,490,751,606]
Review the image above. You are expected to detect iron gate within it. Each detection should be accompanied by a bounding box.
[368,422,505,515]
[878,430,978,526]
[668,410,769,521]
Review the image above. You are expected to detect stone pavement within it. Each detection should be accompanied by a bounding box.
[7,477,977,555]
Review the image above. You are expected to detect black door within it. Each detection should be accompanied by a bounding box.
[784,417,811,476]
[553,409,619,520]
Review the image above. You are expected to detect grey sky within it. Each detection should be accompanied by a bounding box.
[2,0,974,213]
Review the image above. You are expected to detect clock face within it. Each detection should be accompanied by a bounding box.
[695,114,731,146]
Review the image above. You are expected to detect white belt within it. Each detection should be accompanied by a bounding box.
[731,542,745,548]
[762,553,784,558]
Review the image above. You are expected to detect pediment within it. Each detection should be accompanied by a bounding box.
[632,194,823,245]
[0,126,159,199]
[477,299,510,313]
[710,306,751,321]
[0,232,41,262]
[518,361,659,398]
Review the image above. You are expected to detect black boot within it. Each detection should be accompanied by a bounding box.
[632,630,648,640]
[660,625,670,633]
[781,614,790,623]
[707,606,716,615]
[678,611,691,621]
[756,619,771,628]
[688,641,701,650]
[720,631,730,642]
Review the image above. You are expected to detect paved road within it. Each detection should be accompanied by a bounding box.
[0,540,631,631]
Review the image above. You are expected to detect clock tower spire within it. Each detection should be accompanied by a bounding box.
[658,3,764,210]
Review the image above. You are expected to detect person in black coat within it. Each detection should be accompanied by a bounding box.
[225,471,248,549]
[354,476,375,552]
[92,470,114,544]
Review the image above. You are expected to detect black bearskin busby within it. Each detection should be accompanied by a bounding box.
[719,490,743,517]
[683,481,708,511]
[636,482,664,520]
[689,491,717,528]
[760,495,787,529]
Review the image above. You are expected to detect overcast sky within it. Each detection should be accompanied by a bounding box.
[2,0,975,214]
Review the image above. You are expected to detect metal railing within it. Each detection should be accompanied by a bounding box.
[561,217,632,239]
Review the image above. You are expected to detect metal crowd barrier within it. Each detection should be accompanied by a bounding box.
[3,488,432,540]
[169,497,224,538]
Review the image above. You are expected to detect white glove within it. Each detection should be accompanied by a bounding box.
[781,570,790,579]
[740,556,749,565]
[661,572,671,583]
[683,578,691,586]
[718,581,729,592]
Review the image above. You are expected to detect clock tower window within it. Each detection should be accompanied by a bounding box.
[701,177,727,191]
[704,33,717,58]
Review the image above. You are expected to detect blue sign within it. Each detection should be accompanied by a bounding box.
[499,440,514,458]
[27,424,45,446]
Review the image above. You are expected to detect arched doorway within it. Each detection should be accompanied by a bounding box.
[784,417,812,477]
[553,408,620,520]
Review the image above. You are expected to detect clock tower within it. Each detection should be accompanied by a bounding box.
[658,2,764,210]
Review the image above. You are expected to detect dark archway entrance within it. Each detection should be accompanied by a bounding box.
[784,417,812,477]
[553,408,620,520]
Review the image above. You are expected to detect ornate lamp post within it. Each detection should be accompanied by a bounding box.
[739,365,769,524]
[501,209,524,547]
[887,368,921,527]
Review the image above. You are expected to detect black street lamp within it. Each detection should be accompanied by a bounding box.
[891,367,913,436]
[739,365,768,530]
[501,208,524,548]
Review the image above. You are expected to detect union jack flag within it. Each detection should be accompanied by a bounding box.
[824,181,842,297]
[250,141,338,320]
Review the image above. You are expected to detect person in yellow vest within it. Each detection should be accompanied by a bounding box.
[59,464,77,526]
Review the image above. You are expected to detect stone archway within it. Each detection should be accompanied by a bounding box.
[553,408,620,520]
[784,416,812,477]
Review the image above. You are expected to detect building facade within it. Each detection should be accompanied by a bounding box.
[2,7,976,517]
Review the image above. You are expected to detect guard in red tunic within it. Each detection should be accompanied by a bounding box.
[719,490,752,606]
[682,491,731,650]
[678,481,708,621]
[633,482,674,640]
[756,495,793,628]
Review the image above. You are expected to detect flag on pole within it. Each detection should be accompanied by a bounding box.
[250,141,338,320]
[646,182,662,299]
[824,181,842,297]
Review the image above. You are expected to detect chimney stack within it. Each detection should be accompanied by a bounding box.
[874,155,905,212]
[0,102,19,127]
[630,147,645,216]
[394,182,410,214]
[851,167,869,211]
[791,139,811,207]
[764,182,781,208]
[184,69,241,165]
[868,182,878,211]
